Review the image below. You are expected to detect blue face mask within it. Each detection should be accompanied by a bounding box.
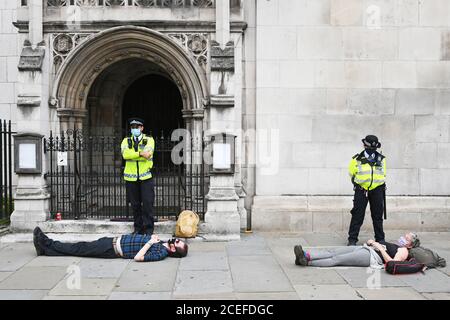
[131,128,141,137]
[398,236,408,247]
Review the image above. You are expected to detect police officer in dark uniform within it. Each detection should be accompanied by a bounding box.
[121,118,156,235]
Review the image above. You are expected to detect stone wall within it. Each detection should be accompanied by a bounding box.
[254,0,450,197]
[0,0,18,130]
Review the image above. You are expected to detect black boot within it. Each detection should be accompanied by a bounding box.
[33,227,45,256]
[294,245,308,266]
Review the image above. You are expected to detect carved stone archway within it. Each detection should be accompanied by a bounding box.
[51,26,209,133]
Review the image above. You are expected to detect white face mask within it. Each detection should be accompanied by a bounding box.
[398,236,408,247]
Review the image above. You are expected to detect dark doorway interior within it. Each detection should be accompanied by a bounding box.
[122,74,183,137]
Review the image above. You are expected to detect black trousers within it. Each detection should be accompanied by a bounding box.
[43,237,117,259]
[126,178,155,234]
[348,184,385,243]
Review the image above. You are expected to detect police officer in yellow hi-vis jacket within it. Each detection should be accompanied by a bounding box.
[121,118,156,235]
[347,135,386,246]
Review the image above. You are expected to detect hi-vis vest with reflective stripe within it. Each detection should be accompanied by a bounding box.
[121,134,155,182]
[348,151,386,191]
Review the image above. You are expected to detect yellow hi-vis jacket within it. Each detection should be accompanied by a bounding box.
[121,134,155,182]
[348,151,386,191]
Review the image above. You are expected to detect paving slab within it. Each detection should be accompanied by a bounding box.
[0,244,37,271]
[0,290,49,300]
[174,293,237,300]
[294,284,363,300]
[356,287,426,300]
[188,242,228,252]
[43,295,108,300]
[173,270,233,298]
[226,235,271,256]
[264,234,309,248]
[336,267,408,288]
[422,292,450,300]
[399,269,450,293]
[115,259,179,292]
[26,256,81,267]
[235,292,300,300]
[109,291,172,300]
[301,233,348,247]
[49,278,117,296]
[0,272,12,283]
[78,258,130,278]
[0,267,67,290]
[229,255,294,293]
[283,266,347,285]
[179,251,228,271]
[431,249,450,276]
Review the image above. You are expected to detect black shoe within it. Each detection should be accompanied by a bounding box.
[347,240,358,246]
[33,227,45,256]
[37,229,52,248]
[294,245,307,266]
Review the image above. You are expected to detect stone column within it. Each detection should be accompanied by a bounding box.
[216,0,230,46]
[10,0,51,232]
[203,0,240,240]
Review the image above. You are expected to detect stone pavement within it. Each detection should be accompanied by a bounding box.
[0,230,449,300]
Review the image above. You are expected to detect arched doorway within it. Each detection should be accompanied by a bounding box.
[46,27,209,221]
[122,74,183,137]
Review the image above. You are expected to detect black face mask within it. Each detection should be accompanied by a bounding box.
[365,148,376,157]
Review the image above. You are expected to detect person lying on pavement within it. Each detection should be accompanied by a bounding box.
[294,232,420,268]
[32,227,188,261]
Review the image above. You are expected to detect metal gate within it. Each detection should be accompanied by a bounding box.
[44,129,209,221]
[0,119,14,224]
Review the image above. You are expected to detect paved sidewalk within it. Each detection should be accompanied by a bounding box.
[0,230,449,300]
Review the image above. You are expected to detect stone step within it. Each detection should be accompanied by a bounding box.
[0,219,215,243]
[0,233,206,244]
[37,220,178,234]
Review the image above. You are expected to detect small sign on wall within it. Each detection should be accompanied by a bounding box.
[14,133,43,174]
[57,152,68,167]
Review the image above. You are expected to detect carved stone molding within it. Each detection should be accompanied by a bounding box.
[46,0,215,8]
[18,40,46,72]
[168,33,209,72]
[52,26,208,117]
[51,33,94,73]
[211,40,234,72]
[182,108,205,119]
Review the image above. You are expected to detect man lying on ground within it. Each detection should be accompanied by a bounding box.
[32,227,188,262]
[294,232,420,268]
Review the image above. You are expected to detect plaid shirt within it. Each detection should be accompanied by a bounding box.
[120,234,168,262]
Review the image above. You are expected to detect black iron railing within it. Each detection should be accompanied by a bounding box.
[44,130,209,221]
[0,120,14,224]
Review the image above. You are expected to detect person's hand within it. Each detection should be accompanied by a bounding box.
[139,151,151,159]
[372,242,383,251]
[146,235,159,246]
[367,240,375,246]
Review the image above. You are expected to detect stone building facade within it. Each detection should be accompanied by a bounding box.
[1,0,450,238]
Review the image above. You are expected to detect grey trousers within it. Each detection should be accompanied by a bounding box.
[307,246,371,267]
